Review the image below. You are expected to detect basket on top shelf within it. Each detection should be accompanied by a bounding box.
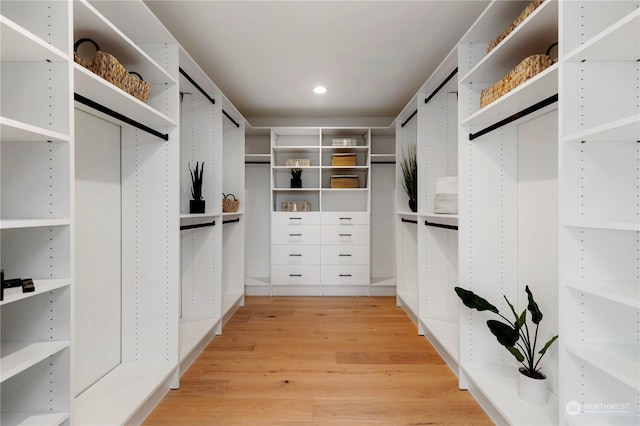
[487,0,545,53]
[480,43,557,108]
[74,38,151,103]
[222,193,239,212]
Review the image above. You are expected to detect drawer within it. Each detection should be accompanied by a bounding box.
[321,265,370,286]
[321,224,370,245]
[272,212,321,226]
[271,265,321,285]
[321,212,369,225]
[321,244,369,265]
[272,225,321,245]
[272,244,321,265]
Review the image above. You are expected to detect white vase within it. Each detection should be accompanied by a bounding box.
[517,368,548,405]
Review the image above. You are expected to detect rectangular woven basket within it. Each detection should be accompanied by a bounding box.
[331,153,357,167]
[487,0,544,53]
[480,54,553,108]
[330,175,359,188]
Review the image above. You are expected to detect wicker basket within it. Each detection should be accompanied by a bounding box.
[480,53,553,108]
[332,153,357,167]
[285,158,311,167]
[74,38,151,103]
[222,193,239,212]
[330,175,359,188]
[487,0,544,53]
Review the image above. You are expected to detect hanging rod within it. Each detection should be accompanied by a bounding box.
[401,109,418,128]
[223,109,240,128]
[425,67,458,104]
[401,218,418,224]
[180,220,215,231]
[425,220,458,230]
[179,67,215,104]
[74,93,169,141]
[223,218,240,224]
[179,67,240,128]
[469,94,558,141]
[245,161,271,164]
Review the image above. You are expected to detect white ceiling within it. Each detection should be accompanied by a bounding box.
[144,0,490,123]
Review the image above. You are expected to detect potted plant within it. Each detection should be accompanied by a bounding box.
[454,285,558,405]
[400,143,417,212]
[189,161,205,213]
[291,168,302,188]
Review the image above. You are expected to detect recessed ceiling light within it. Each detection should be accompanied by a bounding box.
[313,86,327,94]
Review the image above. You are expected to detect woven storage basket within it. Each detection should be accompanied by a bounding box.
[285,158,311,167]
[487,0,544,53]
[222,193,239,212]
[74,38,151,103]
[332,153,357,167]
[331,175,359,188]
[480,53,553,108]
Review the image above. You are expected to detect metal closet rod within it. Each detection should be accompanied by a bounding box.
[401,218,418,224]
[425,220,458,231]
[179,67,240,128]
[180,220,215,231]
[469,94,558,141]
[223,217,240,224]
[74,93,169,141]
[400,67,458,128]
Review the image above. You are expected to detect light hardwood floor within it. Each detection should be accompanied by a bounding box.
[144,296,491,425]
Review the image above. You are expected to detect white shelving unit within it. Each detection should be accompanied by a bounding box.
[559,1,639,424]
[457,1,560,424]
[1,1,73,425]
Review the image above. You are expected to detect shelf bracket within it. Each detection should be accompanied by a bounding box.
[74,93,169,141]
[468,94,558,141]
[425,220,458,231]
[180,220,215,231]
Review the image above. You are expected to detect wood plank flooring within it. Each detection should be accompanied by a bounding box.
[144,296,491,425]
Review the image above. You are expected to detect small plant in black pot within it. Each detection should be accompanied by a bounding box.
[189,161,205,213]
[454,285,558,405]
[291,168,302,188]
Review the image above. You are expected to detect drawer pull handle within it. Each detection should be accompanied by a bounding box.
[289,274,302,277]
[339,217,352,220]
[339,274,352,277]
[289,254,302,257]
[289,217,302,220]
[338,254,352,257]
[339,233,352,237]
[289,233,302,236]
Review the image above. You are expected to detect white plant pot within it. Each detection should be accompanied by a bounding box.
[517,368,548,405]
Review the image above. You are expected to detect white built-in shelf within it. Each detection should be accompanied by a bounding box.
[180,213,217,220]
[565,280,639,309]
[461,64,558,130]
[74,362,175,426]
[563,114,640,143]
[565,8,640,62]
[371,154,396,163]
[179,317,218,363]
[462,364,559,425]
[222,211,244,217]
[461,0,558,85]
[273,166,320,170]
[370,277,395,287]
[222,292,244,316]
[423,212,459,228]
[0,340,69,383]
[0,279,70,306]
[273,145,320,151]
[1,411,69,426]
[323,166,369,170]
[423,318,459,364]
[563,220,640,232]
[0,16,68,62]
[0,117,70,143]
[321,146,369,151]
[397,290,419,324]
[321,188,369,192]
[273,188,319,192]
[565,343,639,391]
[0,218,70,230]
[74,65,177,130]
[73,0,176,85]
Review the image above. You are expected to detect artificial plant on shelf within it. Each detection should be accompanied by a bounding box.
[454,285,558,404]
[189,161,205,213]
[290,168,302,188]
[400,143,417,212]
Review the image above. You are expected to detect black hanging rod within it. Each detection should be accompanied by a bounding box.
[425,67,458,104]
[401,218,418,224]
[179,67,215,105]
[401,109,418,128]
[223,109,240,128]
[469,94,558,141]
[425,220,458,230]
[180,220,215,231]
[74,93,169,141]
[223,218,240,224]
[245,161,271,164]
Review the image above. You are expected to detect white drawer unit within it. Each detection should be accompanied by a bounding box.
[321,211,370,225]
[321,224,370,245]
[271,224,321,245]
[321,244,370,265]
[272,244,321,265]
[272,211,321,226]
[271,265,321,285]
[321,265,370,286]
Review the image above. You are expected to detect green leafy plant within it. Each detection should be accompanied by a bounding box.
[400,143,417,201]
[189,161,204,200]
[454,285,558,379]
